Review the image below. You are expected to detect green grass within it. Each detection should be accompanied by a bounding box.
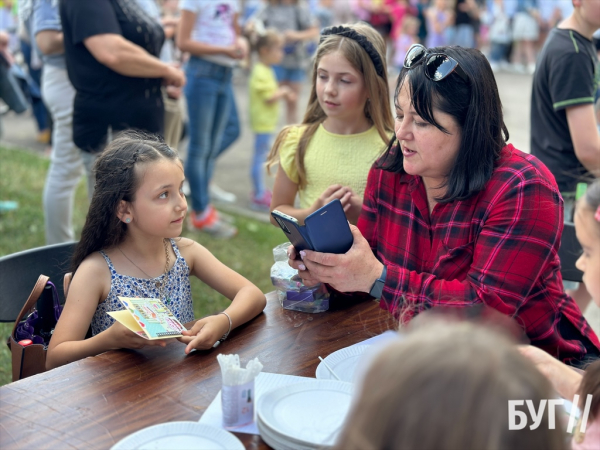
[0,146,284,386]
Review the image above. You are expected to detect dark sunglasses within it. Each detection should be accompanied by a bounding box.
[403,44,469,83]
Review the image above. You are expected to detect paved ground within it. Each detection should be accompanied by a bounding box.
[0,69,533,222]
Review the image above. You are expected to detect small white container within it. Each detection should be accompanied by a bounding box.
[222,379,255,429]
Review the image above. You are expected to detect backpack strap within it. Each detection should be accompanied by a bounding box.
[63,272,72,299]
[11,274,49,339]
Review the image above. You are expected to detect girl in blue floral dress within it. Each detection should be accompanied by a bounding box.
[47,132,266,369]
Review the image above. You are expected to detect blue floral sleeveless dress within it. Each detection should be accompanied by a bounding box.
[91,239,195,335]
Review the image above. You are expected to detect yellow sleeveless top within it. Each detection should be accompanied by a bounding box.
[279,124,390,208]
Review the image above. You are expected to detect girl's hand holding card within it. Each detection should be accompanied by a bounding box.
[107,321,167,350]
[178,313,231,354]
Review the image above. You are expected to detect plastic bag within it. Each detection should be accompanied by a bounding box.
[270,242,329,313]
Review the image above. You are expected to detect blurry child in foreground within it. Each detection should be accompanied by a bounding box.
[249,29,296,211]
[521,179,600,449]
[334,319,566,450]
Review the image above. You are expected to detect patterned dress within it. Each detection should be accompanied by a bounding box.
[91,239,194,335]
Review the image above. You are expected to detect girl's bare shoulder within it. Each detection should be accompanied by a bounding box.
[70,251,112,302]
[78,251,111,274]
[174,237,211,264]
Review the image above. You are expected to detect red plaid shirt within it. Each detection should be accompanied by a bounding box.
[358,145,600,364]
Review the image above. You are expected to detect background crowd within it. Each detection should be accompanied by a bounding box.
[1,0,594,238]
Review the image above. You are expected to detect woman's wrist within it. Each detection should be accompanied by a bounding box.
[366,261,386,295]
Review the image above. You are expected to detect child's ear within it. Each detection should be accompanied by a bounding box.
[117,200,132,223]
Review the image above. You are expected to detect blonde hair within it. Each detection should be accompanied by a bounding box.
[254,28,282,53]
[266,23,394,189]
[334,320,567,450]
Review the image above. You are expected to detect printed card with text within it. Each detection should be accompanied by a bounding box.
[108,297,187,339]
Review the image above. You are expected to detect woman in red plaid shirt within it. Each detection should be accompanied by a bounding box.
[290,44,600,367]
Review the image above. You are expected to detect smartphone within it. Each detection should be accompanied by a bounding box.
[271,199,353,255]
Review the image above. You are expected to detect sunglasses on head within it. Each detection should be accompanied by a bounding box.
[403,44,469,83]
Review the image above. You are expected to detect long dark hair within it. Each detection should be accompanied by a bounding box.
[378,46,509,203]
[71,131,179,273]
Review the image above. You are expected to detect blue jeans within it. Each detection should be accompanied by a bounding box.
[252,133,272,197]
[490,42,510,63]
[451,24,475,48]
[184,57,236,212]
[20,39,49,132]
[272,65,305,83]
[217,95,240,158]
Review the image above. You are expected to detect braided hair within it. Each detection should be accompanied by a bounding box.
[71,131,179,273]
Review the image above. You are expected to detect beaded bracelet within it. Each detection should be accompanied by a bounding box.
[212,311,232,348]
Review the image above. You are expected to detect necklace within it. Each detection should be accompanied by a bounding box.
[117,239,171,303]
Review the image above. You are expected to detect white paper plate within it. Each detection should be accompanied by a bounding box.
[257,416,315,450]
[257,380,353,447]
[315,345,371,382]
[111,422,245,450]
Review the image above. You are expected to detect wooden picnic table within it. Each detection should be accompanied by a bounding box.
[0,292,394,449]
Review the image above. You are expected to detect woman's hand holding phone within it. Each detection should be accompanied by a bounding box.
[288,224,383,293]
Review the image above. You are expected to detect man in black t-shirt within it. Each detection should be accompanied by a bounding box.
[530,0,600,316]
[60,0,185,153]
[530,0,600,196]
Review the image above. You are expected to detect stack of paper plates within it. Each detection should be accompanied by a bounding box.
[256,380,353,450]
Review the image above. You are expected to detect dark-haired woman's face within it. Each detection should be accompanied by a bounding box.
[394,83,461,192]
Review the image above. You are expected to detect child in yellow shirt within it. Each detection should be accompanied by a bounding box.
[266,23,394,224]
[249,30,296,211]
